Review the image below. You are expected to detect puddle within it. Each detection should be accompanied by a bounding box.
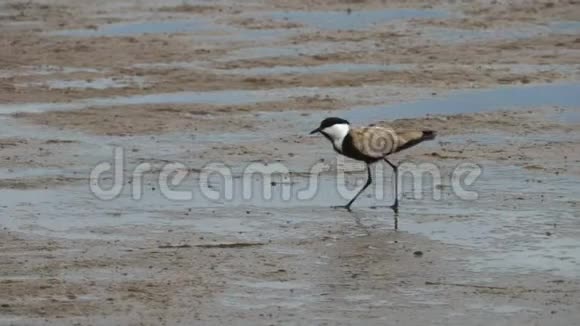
[0,85,423,114]
[220,63,413,76]
[50,19,219,37]
[2,143,580,277]
[0,187,173,240]
[423,21,580,44]
[222,279,319,310]
[220,278,320,310]
[403,163,580,278]
[268,9,449,30]
[4,81,576,117]
[0,185,338,242]
[0,166,386,240]
[469,237,580,278]
[343,82,580,124]
[23,76,148,90]
[467,303,541,314]
[548,21,580,34]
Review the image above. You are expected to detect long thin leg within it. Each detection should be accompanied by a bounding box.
[334,164,372,211]
[384,158,399,214]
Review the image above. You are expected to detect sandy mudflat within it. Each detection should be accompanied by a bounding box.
[1,0,580,325]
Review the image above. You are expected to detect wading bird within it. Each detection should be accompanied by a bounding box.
[310,117,436,213]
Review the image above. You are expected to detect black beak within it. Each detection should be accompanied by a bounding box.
[310,127,321,135]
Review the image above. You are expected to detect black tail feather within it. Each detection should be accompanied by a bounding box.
[422,130,436,141]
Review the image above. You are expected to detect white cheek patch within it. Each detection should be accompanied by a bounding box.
[322,124,349,140]
[322,123,349,150]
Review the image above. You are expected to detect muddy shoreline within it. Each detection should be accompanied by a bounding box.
[1,0,580,325]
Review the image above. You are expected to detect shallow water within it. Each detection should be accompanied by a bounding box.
[2,82,577,118]
[24,77,148,90]
[343,82,580,124]
[548,21,580,34]
[2,155,579,278]
[0,85,417,114]
[250,81,580,132]
[422,20,580,44]
[399,157,580,277]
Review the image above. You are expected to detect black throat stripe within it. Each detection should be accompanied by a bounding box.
[339,133,382,163]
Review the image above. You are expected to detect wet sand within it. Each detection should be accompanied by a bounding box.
[1,0,580,325]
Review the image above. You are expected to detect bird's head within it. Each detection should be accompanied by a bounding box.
[310,117,350,142]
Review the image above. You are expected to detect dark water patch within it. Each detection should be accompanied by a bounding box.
[344,82,580,124]
[422,21,580,44]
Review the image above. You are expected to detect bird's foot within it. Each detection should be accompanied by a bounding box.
[332,205,352,212]
[390,204,399,214]
[368,205,399,213]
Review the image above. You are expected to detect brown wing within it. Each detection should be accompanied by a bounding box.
[350,125,437,158]
[350,126,398,159]
[393,129,436,153]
